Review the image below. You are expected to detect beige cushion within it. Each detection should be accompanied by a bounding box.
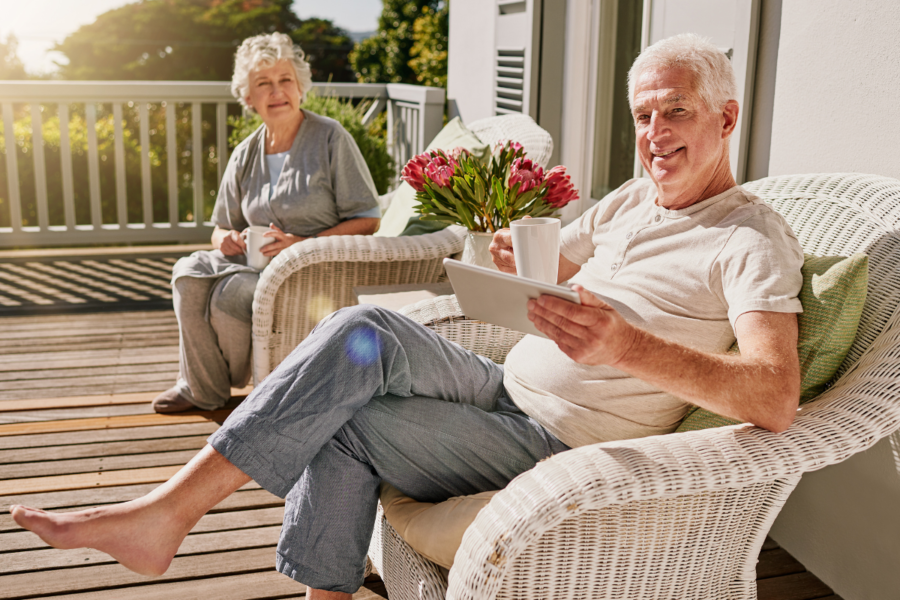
[374,117,488,237]
[380,483,499,569]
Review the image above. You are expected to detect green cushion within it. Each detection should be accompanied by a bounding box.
[375,117,489,238]
[676,253,869,432]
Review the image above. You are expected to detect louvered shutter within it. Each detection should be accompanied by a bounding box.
[494,1,541,118]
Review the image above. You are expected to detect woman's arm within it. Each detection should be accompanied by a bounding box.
[260,218,381,257]
[317,217,380,237]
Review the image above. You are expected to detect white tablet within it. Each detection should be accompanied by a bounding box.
[443,258,581,338]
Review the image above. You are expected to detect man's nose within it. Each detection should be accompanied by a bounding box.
[646,113,669,140]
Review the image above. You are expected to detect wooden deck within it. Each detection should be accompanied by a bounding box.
[0,310,839,599]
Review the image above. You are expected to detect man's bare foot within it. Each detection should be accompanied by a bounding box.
[10,498,191,576]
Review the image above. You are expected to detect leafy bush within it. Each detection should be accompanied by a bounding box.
[227,91,395,194]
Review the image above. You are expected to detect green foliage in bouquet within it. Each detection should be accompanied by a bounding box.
[401,142,579,233]
[227,90,395,194]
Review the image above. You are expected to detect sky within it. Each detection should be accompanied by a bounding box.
[0,0,383,76]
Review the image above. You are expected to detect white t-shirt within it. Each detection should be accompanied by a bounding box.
[503,178,804,448]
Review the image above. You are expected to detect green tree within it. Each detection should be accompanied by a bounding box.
[349,0,444,84]
[0,34,27,80]
[409,5,448,89]
[52,0,353,82]
[293,18,355,82]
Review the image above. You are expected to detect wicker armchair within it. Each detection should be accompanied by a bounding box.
[367,173,900,600]
[250,114,553,383]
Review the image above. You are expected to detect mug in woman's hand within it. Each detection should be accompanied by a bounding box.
[242,226,276,270]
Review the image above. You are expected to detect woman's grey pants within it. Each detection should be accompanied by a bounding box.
[208,304,569,593]
[172,273,259,410]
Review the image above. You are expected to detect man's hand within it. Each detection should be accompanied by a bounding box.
[527,285,639,367]
[218,229,246,256]
[261,224,307,257]
[489,228,517,274]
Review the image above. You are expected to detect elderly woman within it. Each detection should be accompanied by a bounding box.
[152,33,380,413]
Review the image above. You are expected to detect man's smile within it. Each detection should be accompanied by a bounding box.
[652,147,684,160]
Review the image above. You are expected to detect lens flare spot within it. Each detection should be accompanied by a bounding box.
[345,327,382,366]
[307,295,335,323]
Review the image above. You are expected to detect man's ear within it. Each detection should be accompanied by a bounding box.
[722,100,739,139]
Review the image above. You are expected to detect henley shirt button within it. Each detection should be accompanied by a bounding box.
[611,263,618,271]
[654,215,662,223]
[626,232,633,239]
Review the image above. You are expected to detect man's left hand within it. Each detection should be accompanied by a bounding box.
[527,285,640,367]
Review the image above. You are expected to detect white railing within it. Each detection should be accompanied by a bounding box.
[0,81,444,248]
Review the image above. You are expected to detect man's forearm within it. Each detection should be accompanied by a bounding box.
[613,327,800,432]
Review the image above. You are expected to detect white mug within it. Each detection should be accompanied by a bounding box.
[242,225,276,270]
[510,217,560,284]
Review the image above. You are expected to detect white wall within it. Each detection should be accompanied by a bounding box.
[447,0,495,125]
[766,2,900,598]
[767,0,900,179]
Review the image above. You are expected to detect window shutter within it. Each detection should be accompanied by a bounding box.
[494,0,541,117]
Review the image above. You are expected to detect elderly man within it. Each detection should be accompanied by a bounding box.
[10,34,802,600]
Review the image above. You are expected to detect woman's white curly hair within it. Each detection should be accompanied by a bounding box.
[231,32,313,113]
[628,33,738,111]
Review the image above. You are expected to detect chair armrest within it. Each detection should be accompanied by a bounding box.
[447,340,900,599]
[251,229,464,381]
[399,295,526,364]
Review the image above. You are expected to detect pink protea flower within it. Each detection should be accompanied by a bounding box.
[508,157,544,193]
[424,155,457,188]
[492,140,524,156]
[542,166,579,208]
[447,147,470,161]
[401,152,433,192]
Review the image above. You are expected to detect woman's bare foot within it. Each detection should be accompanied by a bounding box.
[11,497,193,576]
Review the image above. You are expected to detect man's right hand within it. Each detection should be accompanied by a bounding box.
[489,228,517,274]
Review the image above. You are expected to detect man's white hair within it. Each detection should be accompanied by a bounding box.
[231,32,313,113]
[627,33,737,111]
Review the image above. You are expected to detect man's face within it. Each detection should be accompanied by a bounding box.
[631,66,737,208]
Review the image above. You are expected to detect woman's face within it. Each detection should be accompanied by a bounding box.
[245,59,302,125]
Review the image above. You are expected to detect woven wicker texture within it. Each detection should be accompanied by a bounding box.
[467,115,554,169]
[368,173,900,600]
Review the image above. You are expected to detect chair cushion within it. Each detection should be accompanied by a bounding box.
[374,117,489,238]
[380,482,498,569]
[677,252,869,432]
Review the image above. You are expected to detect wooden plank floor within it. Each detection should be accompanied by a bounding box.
[0,311,838,599]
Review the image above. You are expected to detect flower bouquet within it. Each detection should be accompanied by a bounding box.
[400,141,579,233]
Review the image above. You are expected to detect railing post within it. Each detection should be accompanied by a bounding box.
[2,102,22,233]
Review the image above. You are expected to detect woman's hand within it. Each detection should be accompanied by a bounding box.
[213,227,247,256]
[262,224,307,256]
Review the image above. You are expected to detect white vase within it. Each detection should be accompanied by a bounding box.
[461,230,498,270]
